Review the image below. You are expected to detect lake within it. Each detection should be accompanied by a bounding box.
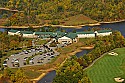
[1,21,125,37]
[62,21,125,37]
[37,70,56,83]
[76,49,92,58]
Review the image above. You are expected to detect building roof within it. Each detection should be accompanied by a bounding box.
[54,31,66,37]
[20,31,34,34]
[35,32,53,35]
[58,36,71,40]
[98,30,112,33]
[51,34,56,37]
[38,31,66,38]
[9,29,18,33]
[66,33,77,39]
[56,31,65,34]
[35,32,43,35]
[76,31,94,34]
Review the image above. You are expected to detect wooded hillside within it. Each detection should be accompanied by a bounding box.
[0,0,125,26]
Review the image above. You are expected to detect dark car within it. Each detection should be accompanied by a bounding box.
[43,57,46,58]
[37,58,43,63]
[50,56,54,58]
[47,53,50,56]
[24,57,28,61]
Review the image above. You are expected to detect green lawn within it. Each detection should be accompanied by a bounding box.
[86,48,125,83]
[35,39,47,45]
[61,14,97,26]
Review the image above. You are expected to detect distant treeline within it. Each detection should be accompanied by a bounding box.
[0,0,125,26]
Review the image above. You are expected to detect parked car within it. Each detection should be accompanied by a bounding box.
[15,59,19,63]
[24,57,28,61]
[28,50,32,53]
[43,57,46,58]
[29,60,34,64]
[11,59,14,63]
[25,51,28,54]
[13,62,19,67]
[47,53,50,56]
[23,61,26,65]
[43,55,47,56]
[37,58,43,63]
[5,58,9,61]
[50,56,54,58]
[38,57,44,60]
[3,61,7,66]
[11,54,15,56]
[23,50,26,52]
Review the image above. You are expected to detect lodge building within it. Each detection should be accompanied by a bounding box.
[8,29,112,44]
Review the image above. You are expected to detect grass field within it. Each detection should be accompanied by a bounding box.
[61,14,97,26]
[86,48,125,83]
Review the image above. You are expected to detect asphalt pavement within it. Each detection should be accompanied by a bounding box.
[5,39,60,68]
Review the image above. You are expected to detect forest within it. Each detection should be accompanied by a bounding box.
[0,0,125,26]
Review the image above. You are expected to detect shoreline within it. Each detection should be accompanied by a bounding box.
[0,19,125,29]
[69,46,94,56]
[99,19,125,24]
[33,46,94,82]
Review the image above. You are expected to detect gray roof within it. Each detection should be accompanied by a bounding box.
[65,33,77,39]
[35,32,53,35]
[9,29,18,33]
[76,31,94,34]
[20,31,34,34]
[98,30,112,33]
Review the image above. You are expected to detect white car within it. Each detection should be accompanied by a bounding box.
[15,59,19,63]
[29,60,34,64]
[11,54,15,56]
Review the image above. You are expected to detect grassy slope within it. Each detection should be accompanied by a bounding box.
[86,48,125,83]
[0,14,97,26]
[61,14,97,26]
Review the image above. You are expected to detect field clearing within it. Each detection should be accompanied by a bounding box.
[86,48,125,83]
[61,14,97,26]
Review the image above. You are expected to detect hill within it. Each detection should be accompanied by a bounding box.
[0,0,125,26]
[60,14,97,26]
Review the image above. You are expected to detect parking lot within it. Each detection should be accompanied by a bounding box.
[4,40,60,68]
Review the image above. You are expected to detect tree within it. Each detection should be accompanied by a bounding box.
[0,51,2,58]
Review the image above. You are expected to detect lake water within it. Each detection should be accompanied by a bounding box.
[1,21,125,37]
[37,70,56,83]
[76,49,92,58]
[37,49,90,83]
[0,28,6,32]
[62,21,125,37]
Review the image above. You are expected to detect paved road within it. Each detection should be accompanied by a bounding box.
[5,39,60,68]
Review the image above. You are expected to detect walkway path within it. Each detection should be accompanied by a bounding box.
[0,8,19,12]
